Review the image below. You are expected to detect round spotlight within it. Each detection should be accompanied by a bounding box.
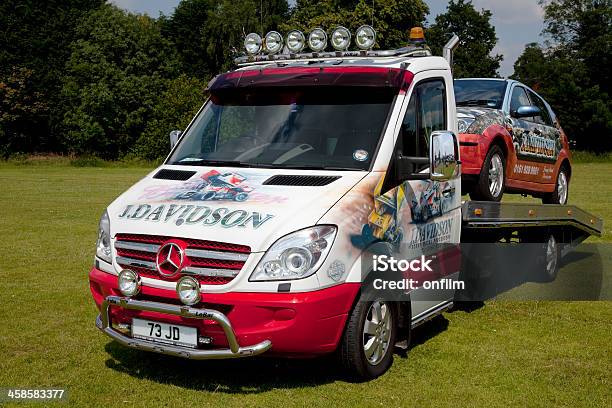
[264,31,283,54]
[176,276,201,306]
[118,269,141,297]
[331,26,351,51]
[244,32,262,55]
[308,28,327,52]
[286,30,306,53]
[355,25,376,50]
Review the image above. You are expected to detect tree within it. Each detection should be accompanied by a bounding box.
[163,0,289,78]
[134,75,208,160]
[512,0,611,151]
[512,43,547,90]
[427,0,502,78]
[59,4,181,158]
[0,68,49,156]
[540,0,611,95]
[285,0,429,50]
[0,0,104,153]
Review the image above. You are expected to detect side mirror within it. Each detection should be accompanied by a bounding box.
[430,130,460,181]
[169,130,182,149]
[383,130,460,194]
[511,105,540,118]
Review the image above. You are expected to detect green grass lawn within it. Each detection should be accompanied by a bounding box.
[0,162,610,407]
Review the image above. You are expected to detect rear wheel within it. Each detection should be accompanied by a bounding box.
[469,145,506,202]
[339,298,397,381]
[543,166,569,205]
[537,234,560,282]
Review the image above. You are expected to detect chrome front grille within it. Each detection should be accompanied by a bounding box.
[114,234,251,285]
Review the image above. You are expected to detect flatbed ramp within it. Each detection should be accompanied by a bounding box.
[461,201,603,241]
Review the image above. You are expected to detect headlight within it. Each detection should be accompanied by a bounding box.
[286,30,305,53]
[244,32,262,55]
[308,28,327,52]
[264,31,283,54]
[250,226,337,281]
[457,118,476,133]
[355,25,376,50]
[96,210,112,263]
[176,276,201,305]
[118,269,141,297]
[331,26,351,51]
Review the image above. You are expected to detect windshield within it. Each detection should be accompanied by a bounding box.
[167,87,395,170]
[454,79,507,109]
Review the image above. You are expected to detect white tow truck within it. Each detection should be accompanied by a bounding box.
[89,27,603,380]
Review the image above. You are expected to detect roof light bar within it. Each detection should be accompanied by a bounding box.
[239,26,434,64]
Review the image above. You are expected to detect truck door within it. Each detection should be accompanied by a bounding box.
[391,75,462,319]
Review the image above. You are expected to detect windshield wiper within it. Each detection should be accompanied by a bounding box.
[275,164,363,171]
[175,159,250,167]
[174,158,277,168]
[456,99,497,107]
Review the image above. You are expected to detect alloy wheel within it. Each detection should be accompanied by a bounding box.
[362,301,392,365]
[557,171,568,205]
[488,154,504,197]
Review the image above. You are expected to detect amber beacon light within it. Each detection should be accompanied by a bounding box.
[409,27,426,44]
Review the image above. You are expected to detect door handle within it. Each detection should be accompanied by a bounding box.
[442,187,455,197]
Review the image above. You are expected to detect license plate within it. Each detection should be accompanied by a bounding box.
[132,318,198,348]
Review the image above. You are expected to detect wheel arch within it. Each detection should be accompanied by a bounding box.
[559,158,571,179]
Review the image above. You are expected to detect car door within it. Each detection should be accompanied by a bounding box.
[507,84,541,181]
[526,89,562,183]
[391,76,462,318]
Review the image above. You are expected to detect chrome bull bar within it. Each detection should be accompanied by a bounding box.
[96,295,272,359]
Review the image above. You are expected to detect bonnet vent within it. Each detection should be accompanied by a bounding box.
[152,169,196,181]
[263,175,341,186]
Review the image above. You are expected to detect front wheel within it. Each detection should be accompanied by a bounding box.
[339,299,397,381]
[543,166,569,205]
[469,145,506,202]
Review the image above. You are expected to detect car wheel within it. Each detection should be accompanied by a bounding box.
[543,166,569,205]
[537,235,560,282]
[339,298,397,381]
[469,145,506,202]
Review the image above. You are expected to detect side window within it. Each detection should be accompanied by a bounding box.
[528,90,553,126]
[510,86,531,113]
[401,79,446,160]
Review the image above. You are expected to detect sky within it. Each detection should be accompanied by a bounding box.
[109,0,545,77]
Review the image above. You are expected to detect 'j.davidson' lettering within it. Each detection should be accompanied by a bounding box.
[118,204,274,229]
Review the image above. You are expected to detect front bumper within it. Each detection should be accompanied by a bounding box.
[90,267,359,358]
[96,296,272,359]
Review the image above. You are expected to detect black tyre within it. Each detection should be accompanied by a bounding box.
[543,166,569,205]
[339,298,397,381]
[469,145,506,202]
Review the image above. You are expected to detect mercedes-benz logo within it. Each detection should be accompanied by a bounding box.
[156,242,185,278]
